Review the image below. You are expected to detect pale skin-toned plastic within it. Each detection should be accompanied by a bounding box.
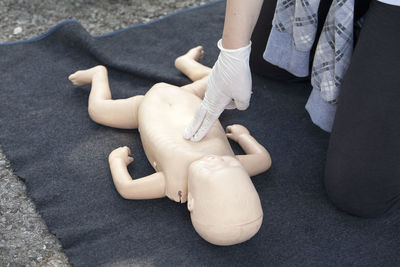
[68,46,271,245]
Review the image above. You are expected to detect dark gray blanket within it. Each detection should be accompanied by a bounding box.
[1,1,399,266]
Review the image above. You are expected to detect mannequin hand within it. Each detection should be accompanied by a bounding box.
[184,39,252,141]
[108,146,134,166]
[226,124,250,142]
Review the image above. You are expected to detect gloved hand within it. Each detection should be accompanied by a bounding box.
[183,39,252,141]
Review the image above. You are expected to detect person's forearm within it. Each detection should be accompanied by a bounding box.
[184,1,263,141]
[222,0,264,49]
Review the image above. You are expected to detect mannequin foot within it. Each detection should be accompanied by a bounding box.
[69,65,107,86]
[175,46,204,68]
[185,46,204,62]
[175,46,210,81]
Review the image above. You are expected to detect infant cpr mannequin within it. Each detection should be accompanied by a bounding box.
[69,46,271,246]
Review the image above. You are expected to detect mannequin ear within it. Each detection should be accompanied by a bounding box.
[187,192,194,212]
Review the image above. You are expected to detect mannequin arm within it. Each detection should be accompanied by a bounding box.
[226,125,271,176]
[108,147,166,200]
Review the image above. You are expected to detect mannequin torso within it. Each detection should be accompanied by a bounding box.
[138,83,234,202]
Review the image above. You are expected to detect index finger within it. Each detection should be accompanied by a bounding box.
[191,111,219,141]
[183,105,207,140]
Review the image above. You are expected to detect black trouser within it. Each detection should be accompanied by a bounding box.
[250,0,400,217]
[325,1,400,218]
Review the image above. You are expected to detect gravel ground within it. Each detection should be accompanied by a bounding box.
[0,0,213,265]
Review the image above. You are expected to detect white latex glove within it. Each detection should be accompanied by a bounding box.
[183,39,252,141]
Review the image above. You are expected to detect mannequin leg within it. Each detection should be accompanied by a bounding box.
[175,46,211,99]
[175,46,211,81]
[69,65,143,129]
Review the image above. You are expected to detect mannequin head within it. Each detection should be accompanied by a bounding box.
[187,155,263,246]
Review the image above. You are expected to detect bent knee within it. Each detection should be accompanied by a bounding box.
[87,100,112,126]
[87,101,103,124]
[324,170,400,218]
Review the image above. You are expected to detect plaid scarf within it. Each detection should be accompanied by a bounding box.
[269,0,355,104]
